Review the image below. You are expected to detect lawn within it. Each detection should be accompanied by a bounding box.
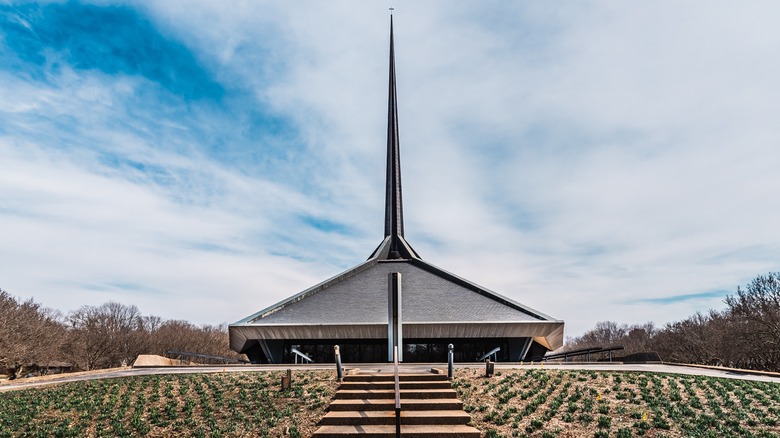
[454,368,780,437]
[3,368,780,437]
[0,370,337,437]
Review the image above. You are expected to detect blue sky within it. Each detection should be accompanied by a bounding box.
[1,1,779,338]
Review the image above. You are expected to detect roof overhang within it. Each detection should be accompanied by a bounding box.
[229,320,563,353]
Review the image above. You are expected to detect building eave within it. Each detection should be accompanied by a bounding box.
[230,320,564,354]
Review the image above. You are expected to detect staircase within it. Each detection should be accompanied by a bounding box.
[313,373,480,438]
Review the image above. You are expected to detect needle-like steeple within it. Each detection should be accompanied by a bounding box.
[384,15,403,240]
[370,14,419,261]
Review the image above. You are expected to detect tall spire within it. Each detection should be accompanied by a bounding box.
[384,15,404,240]
[369,14,419,261]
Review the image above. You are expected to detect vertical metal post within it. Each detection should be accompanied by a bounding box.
[394,346,401,437]
[387,272,403,362]
[447,344,454,380]
[335,345,343,381]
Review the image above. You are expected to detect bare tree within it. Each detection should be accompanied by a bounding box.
[565,321,659,360]
[651,311,731,365]
[624,322,657,354]
[0,289,68,375]
[724,272,780,371]
[565,321,628,351]
[1,288,248,373]
[68,302,146,369]
[147,320,240,360]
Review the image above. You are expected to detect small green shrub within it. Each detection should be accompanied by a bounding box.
[485,429,501,438]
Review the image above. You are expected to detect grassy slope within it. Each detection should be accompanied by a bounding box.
[2,368,780,437]
[0,370,337,438]
[454,368,780,437]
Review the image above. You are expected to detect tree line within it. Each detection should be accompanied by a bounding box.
[5,272,778,375]
[565,272,780,372]
[0,289,244,377]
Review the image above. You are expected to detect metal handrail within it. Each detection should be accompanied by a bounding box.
[290,348,314,364]
[542,346,625,362]
[394,345,401,437]
[166,350,249,364]
[478,346,501,362]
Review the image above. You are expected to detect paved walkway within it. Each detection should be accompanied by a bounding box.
[2,362,779,393]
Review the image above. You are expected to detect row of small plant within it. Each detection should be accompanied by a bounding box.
[454,368,780,437]
[0,370,337,437]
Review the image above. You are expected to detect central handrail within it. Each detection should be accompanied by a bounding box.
[394,345,400,437]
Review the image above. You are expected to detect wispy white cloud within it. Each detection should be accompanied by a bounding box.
[1,1,779,338]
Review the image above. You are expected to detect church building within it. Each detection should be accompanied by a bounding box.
[229,18,564,364]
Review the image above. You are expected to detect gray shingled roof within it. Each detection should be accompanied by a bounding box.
[229,249,565,353]
[252,260,542,325]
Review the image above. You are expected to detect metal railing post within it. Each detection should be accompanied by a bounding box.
[394,345,401,438]
[334,345,343,381]
[447,343,454,380]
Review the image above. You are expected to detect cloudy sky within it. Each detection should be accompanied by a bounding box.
[1,1,779,338]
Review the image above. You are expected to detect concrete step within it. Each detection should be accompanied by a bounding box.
[328,398,463,412]
[312,424,480,438]
[340,381,452,390]
[336,389,457,400]
[320,410,472,426]
[344,374,447,382]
